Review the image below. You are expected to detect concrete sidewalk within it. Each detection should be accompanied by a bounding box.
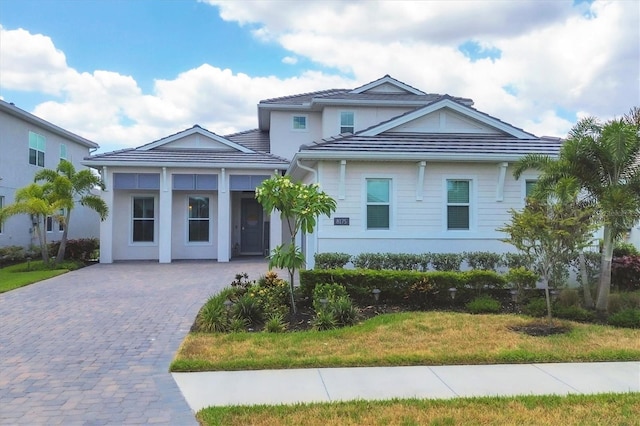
[173,361,640,411]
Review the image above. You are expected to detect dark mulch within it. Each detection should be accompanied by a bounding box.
[508,321,572,336]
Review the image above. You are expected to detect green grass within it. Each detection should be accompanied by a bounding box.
[172,311,640,372]
[0,260,81,293]
[197,392,640,426]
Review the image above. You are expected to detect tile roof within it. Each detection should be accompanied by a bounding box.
[224,129,271,152]
[300,133,562,158]
[259,89,472,106]
[84,149,288,167]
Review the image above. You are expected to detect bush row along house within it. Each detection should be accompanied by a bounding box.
[0,100,100,249]
[84,74,595,266]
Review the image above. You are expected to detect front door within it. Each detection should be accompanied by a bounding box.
[241,198,263,254]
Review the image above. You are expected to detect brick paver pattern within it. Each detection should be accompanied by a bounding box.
[0,259,271,425]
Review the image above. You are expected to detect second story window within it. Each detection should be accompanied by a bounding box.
[340,111,355,134]
[29,131,46,167]
[60,144,67,161]
[292,115,307,131]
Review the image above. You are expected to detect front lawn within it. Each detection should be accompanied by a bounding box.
[0,260,80,293]
[171,311,640,372]
[197,393,640,426]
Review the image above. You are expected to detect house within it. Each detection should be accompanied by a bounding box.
[0,100,101,249]
[85,75,563,264]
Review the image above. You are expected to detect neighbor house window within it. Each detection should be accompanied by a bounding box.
[29,131,46,167]
[447,180,470,230]
[340,111,355,133]
[46,216,53,232]
[188,196,210,242]
[58,209,65,231]
[132,196,155,242]
[0,196,3,233]
[292,115,307,130]
[60,144,67,161]
[367,178,390,229]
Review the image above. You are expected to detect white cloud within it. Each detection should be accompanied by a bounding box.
[1,1,638,153]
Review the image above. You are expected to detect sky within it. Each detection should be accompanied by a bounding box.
[0,0,638,153]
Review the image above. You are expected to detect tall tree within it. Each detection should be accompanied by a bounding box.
[0,183,59,264]
[35,160,108,265]
[256,175,336,313]
[513,112,640,314]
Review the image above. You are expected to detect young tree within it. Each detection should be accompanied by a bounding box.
[0,183,60,264]
[499,197,596,323]
[514,113,640,314]
[255,175,337,313]
[34,160,108,265]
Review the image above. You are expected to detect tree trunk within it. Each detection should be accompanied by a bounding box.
[579,251,594,309]
[288,268,297,314]
[595,225,614,314]
[55,210,71,265]
[34,215,49,265]
[543,277,553,326]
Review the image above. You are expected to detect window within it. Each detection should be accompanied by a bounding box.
[0,196,3,233]
[292,115,307,130]
[58,209,65,232]
[188,196,210,242]
[60,144,67,161]
[132,197,155,242]
[367,178,390,229]
[46,216,53,232]
[340,111,355,133]
[447,180,470,230]
[525,180,537,198]
[29,131,46,167]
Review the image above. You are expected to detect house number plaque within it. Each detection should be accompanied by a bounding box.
[334,217,350,226]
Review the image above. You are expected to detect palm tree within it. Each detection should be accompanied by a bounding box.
[0,183,60,264]
[35,160,108,265]
[514,113,640,314]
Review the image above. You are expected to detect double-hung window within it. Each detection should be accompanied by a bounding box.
[132,196,155,242]
[340,111,355,133]
[447,180,470,230]
[188,196,210,242]
[292,115,307,131]
[29,131,46,167]
[367,178,390,229]
[46,216,53,232]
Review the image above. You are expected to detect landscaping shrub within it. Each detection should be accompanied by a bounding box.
[608,292,640,314]
[229,272,255,295]
[352,252,386,270]
[570,251,600,286]
[431,253,463,271]
[314,252,351,269]
[613,242,639,257]
[523,298,547,317]
[607,308,640,328]
[503,252,534,269]
[404,276,436,307]
[312,283,349,312]
[554,305,595,322]
[331,296,359,326]
[252,272,289,317]
[556,289,581,308]
[611,255,640,291]
[505,267,539,296]
[194,289,236,333]
[464,270,508,293]
[466,295,501,314]
[232,292,263,325]
[47,238,99,262]
[264,312,288,333]
[0,245,27,267]
[311,309,338,331]
[465,251,502,271]
[229,317,249,333]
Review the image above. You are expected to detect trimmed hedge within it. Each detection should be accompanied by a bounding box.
[299,268,507,307]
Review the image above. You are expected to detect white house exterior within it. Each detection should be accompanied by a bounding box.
[0,100,100,249]
[86,75,566,264]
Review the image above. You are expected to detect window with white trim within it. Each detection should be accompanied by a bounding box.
[132,196,155,242]
[447,180,470,230]
[60,144,67,161]
[525,180,537,198]
[0,196,4,233]
[46,216,53,233]
[188,196,210,242]
[58,209,65,232]
[29,131,46,167]
[340,111,355,133]
[292,115,307,131]
[366,178,390,229]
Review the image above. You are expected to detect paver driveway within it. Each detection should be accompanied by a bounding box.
[0,259,271,425]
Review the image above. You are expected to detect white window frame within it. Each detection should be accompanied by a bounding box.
[130,195,157,245]
[46,216,53,233]
[58,209,65,232]
[364,176,393,231]
[443,177,475,232]
[0,196,4,233]
[186,195,212,245]
[59,144,67,161]
[29,131,46,167]
[292,114,308,131]
[520,175,539,206]
[340,111,355,134]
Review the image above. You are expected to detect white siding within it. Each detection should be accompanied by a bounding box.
[392,109,501,134]
[321,106,412,138]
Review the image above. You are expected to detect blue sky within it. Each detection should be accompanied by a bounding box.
[0,0,637,152]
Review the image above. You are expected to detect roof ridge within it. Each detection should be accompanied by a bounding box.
[260,88,348,104]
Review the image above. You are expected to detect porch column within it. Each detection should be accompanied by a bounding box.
[269,212,282,252]
[217,168,231,262]
[99,166,113,264]
[158,167,172,263]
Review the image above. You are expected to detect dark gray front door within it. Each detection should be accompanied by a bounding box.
[241,198,263,254]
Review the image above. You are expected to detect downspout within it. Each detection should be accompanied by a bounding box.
[296,159,319,269]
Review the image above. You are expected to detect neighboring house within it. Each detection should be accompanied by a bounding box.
[0,100,101,249]
[85,75,564,264]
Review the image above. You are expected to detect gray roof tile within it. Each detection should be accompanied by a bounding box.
[84,149,288,167]
[225,129,271,152]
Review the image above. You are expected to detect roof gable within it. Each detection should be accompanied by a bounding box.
[359,97,535,139]
[351,75,426,95]
[138,125,253,153]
